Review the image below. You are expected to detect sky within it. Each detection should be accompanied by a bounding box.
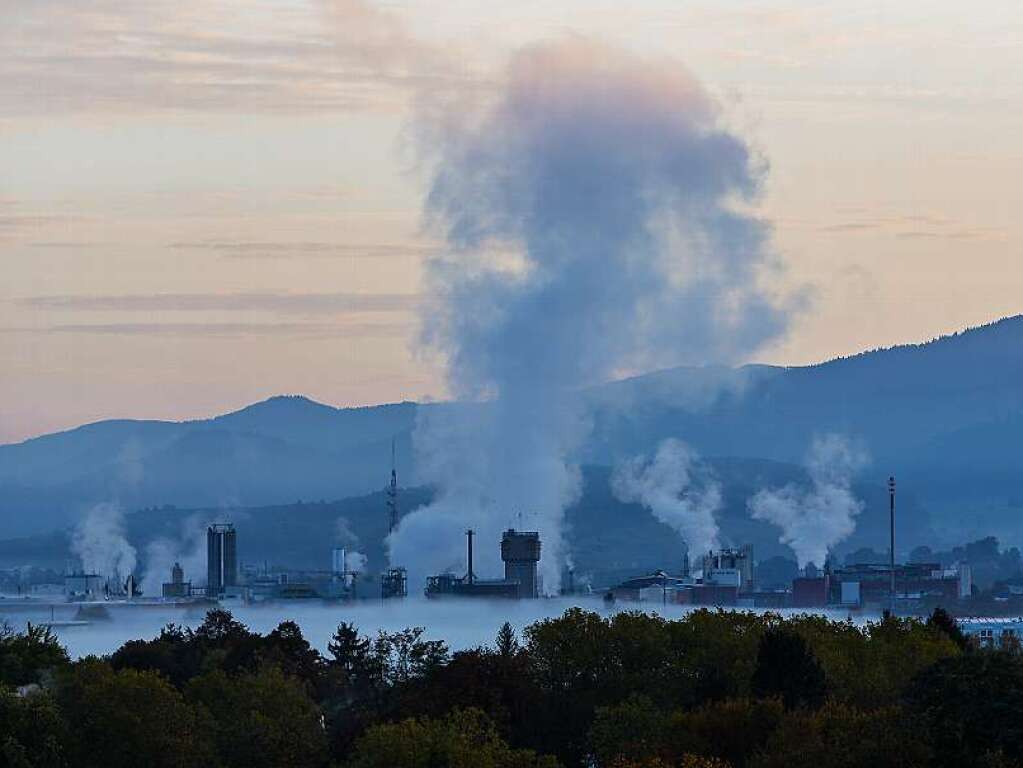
[2,0,1022,444]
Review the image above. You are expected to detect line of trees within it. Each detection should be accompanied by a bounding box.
[2,606,1022,768]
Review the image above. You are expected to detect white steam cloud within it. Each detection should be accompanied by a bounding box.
[71,503,137,584]
[612,439,721,560]
[390,39,793,592]
[346,551,368,574]
[749,434,868,569]
[141,515,208,597]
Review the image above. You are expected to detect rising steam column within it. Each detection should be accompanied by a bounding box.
[501,529,541,599]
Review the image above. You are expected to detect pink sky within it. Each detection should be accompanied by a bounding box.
[2,0,1022,442]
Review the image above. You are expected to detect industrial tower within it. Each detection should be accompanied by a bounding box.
[501,529,541,599]
[387,437,398,534]
[381,437,408,599]
[889,476,896,615]
[207,523,238,597]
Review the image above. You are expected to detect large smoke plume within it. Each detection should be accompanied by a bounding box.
[749,434,867,569]
[390,39,792,591]
[612,439,721,560]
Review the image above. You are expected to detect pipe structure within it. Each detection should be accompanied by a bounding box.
[466,529,475,585]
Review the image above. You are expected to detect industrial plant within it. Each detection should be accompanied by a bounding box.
[605,476,977,613]
[426,528,542,599]
[0,463,1014,630]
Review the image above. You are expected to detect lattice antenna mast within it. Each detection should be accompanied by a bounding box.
[387,437,399,534]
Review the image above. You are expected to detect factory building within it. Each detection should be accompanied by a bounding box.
[792,574,830,608]
[701,545,755,593]
[611,576,740,606]
[248,572,325,601]
[247,546,366,603]
[829,561,971,609]
[249,571,348,602]
[207,523,238,597]
[608,571,738,606]
[162,562,192,598]
[426,528,542,599]
[63,572,104,601]
[426,572,522,598]
[958,617,1023,651]
[781,560,973,610]
[608,545,759,605]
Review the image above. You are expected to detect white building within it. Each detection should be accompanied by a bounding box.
[958,617,1023,650]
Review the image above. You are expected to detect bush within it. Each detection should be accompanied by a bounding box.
[345,708,560,768]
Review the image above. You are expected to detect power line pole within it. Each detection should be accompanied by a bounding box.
[387,437,398,534]
[889,476,896,616]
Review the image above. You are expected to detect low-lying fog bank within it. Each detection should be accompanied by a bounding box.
[2,598,868,659]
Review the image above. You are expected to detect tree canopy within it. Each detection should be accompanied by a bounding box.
[2,605,1013,768]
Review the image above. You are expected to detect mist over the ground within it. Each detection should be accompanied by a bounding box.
[0,597,865,661]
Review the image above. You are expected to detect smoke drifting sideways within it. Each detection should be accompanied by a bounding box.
[71,503,137,585]
[390,39,794,592]
[749,435,868,570]
[612,439,721,561]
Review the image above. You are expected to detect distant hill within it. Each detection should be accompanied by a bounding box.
[0,398,419,534]
[581,315,1023,546]
[2,315,1023,548]
[584,314,1023,467]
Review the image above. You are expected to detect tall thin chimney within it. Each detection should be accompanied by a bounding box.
[387,437,399,534]
[466,529,475,585]
[889,476,896,615]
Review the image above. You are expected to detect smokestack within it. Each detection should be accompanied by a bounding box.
[889,476,896,614]
[466,528,475,585]
[387,437,399,535]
